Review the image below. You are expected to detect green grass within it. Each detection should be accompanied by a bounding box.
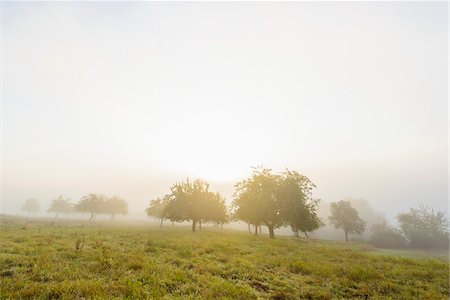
[0,217,448,299]
[370,248,449,262]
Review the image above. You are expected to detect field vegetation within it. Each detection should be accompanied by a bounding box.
[0,216,448,299]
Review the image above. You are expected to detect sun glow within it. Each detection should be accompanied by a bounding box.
[149,112,273,182]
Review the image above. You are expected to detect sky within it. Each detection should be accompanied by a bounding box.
[1,2,448,220]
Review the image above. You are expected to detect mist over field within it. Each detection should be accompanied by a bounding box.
[1,2,447,223]
[1,2,449,298]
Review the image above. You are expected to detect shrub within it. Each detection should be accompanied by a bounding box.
[370,221,407,249]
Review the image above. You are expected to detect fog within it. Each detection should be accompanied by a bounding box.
[1,2,447,225]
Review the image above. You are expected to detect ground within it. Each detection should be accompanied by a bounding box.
[0,216,448,299]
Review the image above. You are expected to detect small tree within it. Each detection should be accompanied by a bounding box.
[329,200,366,242]
[104,196,128,220]
[75,193,106,221]
[22,198,40,216]
[397,205,449,249]
[47,196,73,218]
[145,195,170,227]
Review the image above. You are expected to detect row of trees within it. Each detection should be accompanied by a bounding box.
[22,166,448,248]
[146,167,324,238]
[145,166,448,248]
[22,194,128,220]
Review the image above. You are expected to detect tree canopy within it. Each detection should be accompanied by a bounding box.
[233,167,322,238]
[150,178,229,232]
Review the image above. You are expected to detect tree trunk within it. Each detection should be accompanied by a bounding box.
[248,223,251,233]
[294,230,299,237]
[259,225,262,234]
[304,231,309,238]
[345,230,348,242]
[160,218,163,227]
[199,220,202,230]
[254,224,258,235]
[192,220,197,232]
[268,225,275,239]
[89,212,94,221]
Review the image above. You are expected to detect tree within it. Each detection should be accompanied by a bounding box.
[22,198,40,215]
[47,196,73,218]
[104,196,128,220]
[329,200,366,242]
[74,193,106,221]
[397,205,449,249]
[233,167,281,238]
[278,170,322,238]
[162,178,226,232]
[145,195,170,227]
[233,167,322,239]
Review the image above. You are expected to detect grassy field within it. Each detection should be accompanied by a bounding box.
[0,216,448,299]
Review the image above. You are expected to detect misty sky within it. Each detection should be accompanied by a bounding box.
[1,2,448,219]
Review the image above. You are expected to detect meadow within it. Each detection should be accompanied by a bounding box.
[0,216,448,299]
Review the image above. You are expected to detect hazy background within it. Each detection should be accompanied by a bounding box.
[1,2,448,220]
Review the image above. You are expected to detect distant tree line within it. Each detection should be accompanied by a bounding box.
[325,200,449,249]
[22,194,128,221]
[20,166,449,249]
[370,205,449,249]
